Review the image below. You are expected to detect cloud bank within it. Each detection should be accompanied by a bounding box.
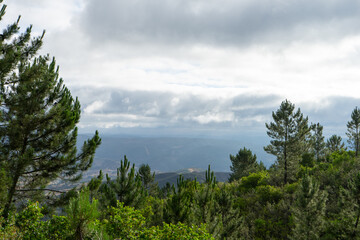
[81,0,360,47]
[75,86,360,140]
[5,0,360,138]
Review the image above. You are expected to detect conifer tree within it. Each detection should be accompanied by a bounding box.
[311,123,326,161]
[138,163,155,190]
[326,135,346,153]
[87,170,103,201]
[215,183,244,239]
[229,147,265,182]
[346,173,360,237]
[164,175,195,224]
[325,186,355,239]
[194,165,221,237]
[0,2,101,219]
[66,188,100,240]
[98,156,146,208]
[264,100,311,185]
[290,174,328,240]
[347,107,360,156]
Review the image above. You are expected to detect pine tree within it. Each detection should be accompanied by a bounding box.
[326,186,355,239]
[87,170,103,201]
[164,175,196,224]
[66,188,100,240]
[348,173,360,238]
[264,100,311,185]
[326,135,346,153]
[290,174,328,240]
[347,107,360,156]
[311,123,326,161]
[229,147,265,182]
[0,2,101,219]
[324,172,360,238]
[194,165,221,237]
[137,163,155,190]
[98,156,146,208]
[215,183,244,239]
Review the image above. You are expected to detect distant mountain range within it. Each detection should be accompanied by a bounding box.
[76,133,275,188]
[155,168,231,188]
[78,134,274,174]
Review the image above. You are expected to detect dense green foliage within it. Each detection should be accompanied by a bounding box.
[347,107,360,156]
[0,0,101,220]
[98,156,147,208]
[3,1,360,239]
[327,134,346,153]
[264,99,312,185]
[229,147,265,182]
[4,146,359,239]
[311,123,326,161]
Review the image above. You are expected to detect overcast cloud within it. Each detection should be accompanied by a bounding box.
[80,0,360,47]
[3,0,360,139]
[76,87,280,129]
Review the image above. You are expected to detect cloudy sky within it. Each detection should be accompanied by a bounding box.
[3,0,360,139]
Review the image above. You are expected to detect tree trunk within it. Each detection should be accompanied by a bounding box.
[2,174,20,220]
[353,207,360,238]
[76,224,84,240]
[2,136,28,220]
[356,127,359,157]
[284,132,288,185]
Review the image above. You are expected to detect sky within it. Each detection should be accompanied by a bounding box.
[3,0,360,140]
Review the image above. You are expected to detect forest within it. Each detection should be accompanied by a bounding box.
[2,1,360,239]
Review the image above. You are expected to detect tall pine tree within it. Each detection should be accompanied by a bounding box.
[264,100,311,185]
[0,2,101,219]
[311,123,326,161]
[347,107,360,157]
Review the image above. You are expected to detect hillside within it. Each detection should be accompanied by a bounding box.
[155,169,231,188]
[78,134,273,175]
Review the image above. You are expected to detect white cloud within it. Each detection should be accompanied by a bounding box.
[84,100,106,114]
[171,97,180,107]
[3,0,85,34]
[191,112,235,124]
[3,0,360,135]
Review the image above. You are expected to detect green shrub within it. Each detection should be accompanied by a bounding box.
[14,201,47,239]
[66,188,101,240]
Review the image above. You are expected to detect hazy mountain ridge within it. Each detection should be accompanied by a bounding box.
[155,169,231,188]
[78,134,273,174]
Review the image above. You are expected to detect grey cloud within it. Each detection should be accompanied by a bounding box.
[80,0,360,47]
[74,87,360,140]
[74,87,281,129]
[99,90,280,123]
[301,96,360,136]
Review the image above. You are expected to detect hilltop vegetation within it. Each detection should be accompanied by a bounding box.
[2,1,360,239]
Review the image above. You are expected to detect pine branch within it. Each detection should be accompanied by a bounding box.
[16,188,65,194]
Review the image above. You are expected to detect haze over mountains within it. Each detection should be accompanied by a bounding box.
[79,133,275,175]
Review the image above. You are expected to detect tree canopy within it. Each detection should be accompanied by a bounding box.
[0,1,101,219]
[264,99,311,185]
[347,107,360,156]
[229,147,264,182]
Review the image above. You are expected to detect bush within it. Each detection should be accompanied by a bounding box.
[15,201,46,240]
[104,200,213,239]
